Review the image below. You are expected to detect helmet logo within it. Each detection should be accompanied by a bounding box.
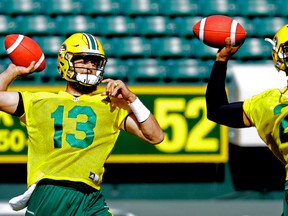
[59,44,67,55]
[65,52,72,60]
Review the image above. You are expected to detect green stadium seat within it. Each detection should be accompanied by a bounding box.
[103,58,127,81]
[81,0,121,15]
[95,16,135,36]
[12,73,41,85]
[41,0,81,15]
[4,0,42,15]
[275,0,288,18]
[33,36,65,57]
[96,37,113,58]
[120,0,159,15]
[126,58,166,84]
[55,15,94,36]
[1,58,11,68]
[0,0,6,14]
[0,58,9,73]
[191,39,218,60]
[15,15,56,35]
[173,16,202,37]
[0,36,7,57]
[111,37,151,58]
[134,16,173,36]
[235,0,275,17]
[159,0,199,16]
[253,17,288,38]
[165,59,209,84]
[233,38,271,60]
[40,58,64,84]
[151,37,191,59]
[198,0,236,16]
[0,16,16,35]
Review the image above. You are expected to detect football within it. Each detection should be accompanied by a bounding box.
[4,34,46,72]
[193,15,247,48]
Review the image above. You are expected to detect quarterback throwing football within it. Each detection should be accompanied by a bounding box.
[0,33,164,215]
[206,25,288,216]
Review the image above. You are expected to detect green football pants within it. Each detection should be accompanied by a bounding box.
[25,181,113,216]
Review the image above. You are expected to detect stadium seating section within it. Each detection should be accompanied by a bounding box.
[0,0,284,85]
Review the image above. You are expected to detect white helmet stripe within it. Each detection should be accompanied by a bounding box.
[83,33,98,50]
[199,17,206,42]
[230,20,238,45]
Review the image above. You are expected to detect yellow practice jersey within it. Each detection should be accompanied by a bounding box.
[21,91,130,190]
[243,87,288,179]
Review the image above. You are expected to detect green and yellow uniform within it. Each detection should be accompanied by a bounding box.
[21,91,130,215]
[243,87,288,216]
[243,87,288,166]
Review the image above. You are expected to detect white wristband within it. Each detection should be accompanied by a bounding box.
[129,97,151,123]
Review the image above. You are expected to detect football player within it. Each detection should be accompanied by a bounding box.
[0,33,164,215]
[205,25,288,216]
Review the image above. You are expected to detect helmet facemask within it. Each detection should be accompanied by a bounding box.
[70,54,107,86]
[265,37,287,73]
[281,42,288,75]
[265,24,288,77]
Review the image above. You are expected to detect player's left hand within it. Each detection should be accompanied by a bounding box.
[101,78,137,103]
